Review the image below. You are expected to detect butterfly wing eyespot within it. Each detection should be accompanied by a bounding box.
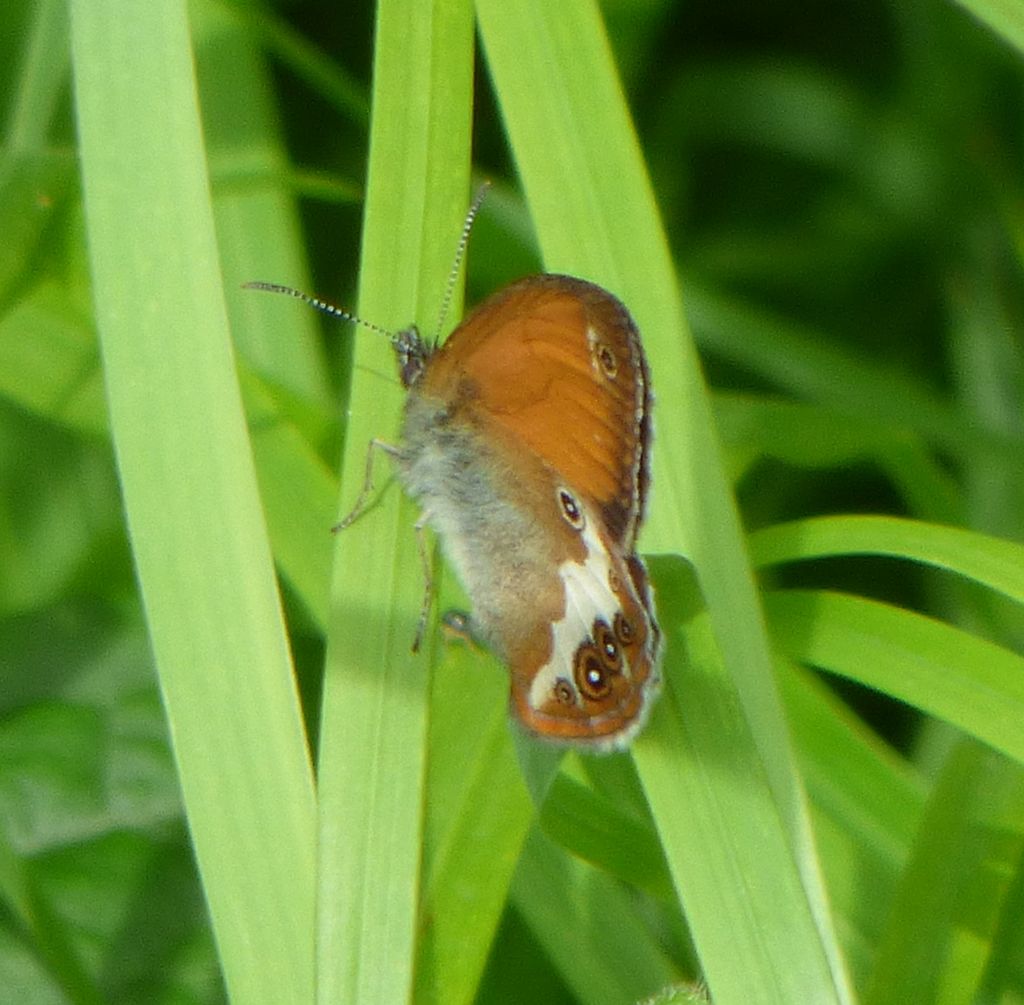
[613,611,635,646]
[571,618,626,703]
[593,618,623,671]
[574,643,616,700]
[557,488,585,530]
[586,325,620,380]
[595,342,618,379]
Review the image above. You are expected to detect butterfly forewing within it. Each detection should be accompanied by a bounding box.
[419,275,651,551]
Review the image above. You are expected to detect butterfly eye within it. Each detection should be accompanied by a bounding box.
[395,326,429,387]
[557,488,585,530]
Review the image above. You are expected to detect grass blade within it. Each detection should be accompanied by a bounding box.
[766,589,1024,764]
[475,0,850,998]
[314,1,475,1001]
[951,0,1024,56]
[70,2,316,1000]
[865,740,1024,1004]
[751,515,1024,603]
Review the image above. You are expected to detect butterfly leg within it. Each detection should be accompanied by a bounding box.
[335,438,433,653]
[332,438,401,532]
[411,516,435,653]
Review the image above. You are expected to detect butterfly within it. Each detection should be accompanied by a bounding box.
[394,273,662,749]
[248,213,661,750]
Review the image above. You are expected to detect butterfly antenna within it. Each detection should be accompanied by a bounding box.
[243,281,397,343]
[432,180,492,342]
